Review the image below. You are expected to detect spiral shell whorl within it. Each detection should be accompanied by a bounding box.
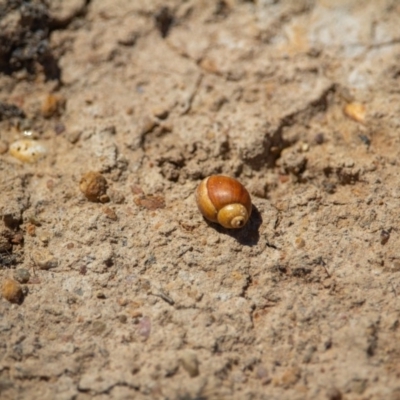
[217,203,249,229]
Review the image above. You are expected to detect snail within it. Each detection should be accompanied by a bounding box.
[196,175,252,229]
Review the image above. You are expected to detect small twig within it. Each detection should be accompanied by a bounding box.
[315,256,331,277]
[391,281,397,297]
[180,74,203,115]
[150,289,175,305]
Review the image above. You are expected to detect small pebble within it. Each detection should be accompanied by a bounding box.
[359,134,371,146]
[11,232,24,245]
[46,331,58,341]
[26,223,36,236]
[338,86,354,102]
[152,106,169,119]
[391,261,400,272]
[256,365,271,385]
[137,316,151,340]
[54,122,66,135]
[13,269,31,284]
[180,351,200,377]
[66,129,82,144]
[41,93,65,118]
[102,206,117,221]
[91,321,106,335]
[46,179,55,191]
[117,298,129,307]
[314,133,324,144]
[108,189,125,204]
[322,181,336,194]
[1,278,24,304]
[326,387,342,400]
[295,237,305,249]
[118,315,127,323]
[31,249,58,270]
[126,106,134,115]
[9,139,47,163]
[300,143,309,152]
[279,174,290,184]
[130,310,143,319]
[274,367,301,388]
[134,194,165,210]
[344,102,366,123]
[380,230,390,245]
[79,172,109,203]
[38,231,50,245]
[139,116,158,135]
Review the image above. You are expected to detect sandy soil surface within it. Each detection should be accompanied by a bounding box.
[1,0,400,399]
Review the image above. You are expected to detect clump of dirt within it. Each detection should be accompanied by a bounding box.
[0,0,58,78]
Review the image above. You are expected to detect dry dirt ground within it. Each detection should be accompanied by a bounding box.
[1,0,400,399]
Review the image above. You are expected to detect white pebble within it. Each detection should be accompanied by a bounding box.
[9,139,47,163]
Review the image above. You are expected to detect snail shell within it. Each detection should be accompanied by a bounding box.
[196,175,252,229]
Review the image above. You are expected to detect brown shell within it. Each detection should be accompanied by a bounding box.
[195,175,252,228]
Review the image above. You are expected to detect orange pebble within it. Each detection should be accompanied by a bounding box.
[2,278,23,304]
[344,102,366,123]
